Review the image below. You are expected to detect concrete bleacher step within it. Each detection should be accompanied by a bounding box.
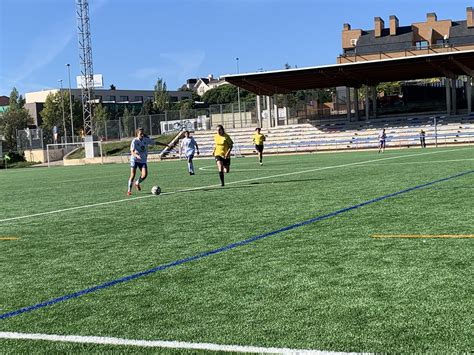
[169,114,474,158]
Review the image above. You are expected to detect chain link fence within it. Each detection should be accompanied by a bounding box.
[16,128,44,151]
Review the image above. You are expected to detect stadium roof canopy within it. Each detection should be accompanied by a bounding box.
[221,50,474,96]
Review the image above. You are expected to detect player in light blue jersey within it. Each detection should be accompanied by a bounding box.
[180,130,199,175]
[127,128,168,195]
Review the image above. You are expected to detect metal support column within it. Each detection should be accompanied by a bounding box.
[273,94,279,127]
[346,87,351,121]
[365,86,370,120]
[446,78,452,115]
[266,96,272,127]
[467,76,472,114]
[451,78,457,115]
[256,95,262,127]
[371,86,377,118]
[354,87,359,121]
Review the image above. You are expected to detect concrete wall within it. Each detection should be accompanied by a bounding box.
[24,148,64,163]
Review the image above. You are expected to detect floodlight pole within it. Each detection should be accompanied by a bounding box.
[66,63,75,143]
[58,79,66,145]
[236,57,242,128]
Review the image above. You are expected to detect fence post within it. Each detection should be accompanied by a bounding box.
[119,117,123,140]
[149,115,153,135]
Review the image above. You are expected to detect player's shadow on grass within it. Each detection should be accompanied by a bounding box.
[249,177,324,185]
[201,184,258,192]
[199,177,324,192]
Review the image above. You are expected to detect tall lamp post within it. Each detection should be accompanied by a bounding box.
[66,63,75,143]
[236,57,242,127]
[58,79,66,145]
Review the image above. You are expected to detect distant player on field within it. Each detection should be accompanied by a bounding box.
[419,129,426,148]
[378,128,387,153]
[127,128,168,196]
[252,127,266,166]
[212,125,233,187]
[180,130,199,175]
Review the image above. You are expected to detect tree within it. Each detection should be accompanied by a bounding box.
[201,84,256,105]
[93,104,109,138]
[121,106,134,137]
[139,99,154,115]
[377,81,401,96]
[0,88,32,150]
[40,91,82,138]
[153,78,169,112]
[40,92,65,133]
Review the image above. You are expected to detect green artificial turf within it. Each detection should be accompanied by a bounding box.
[0,146,473,353]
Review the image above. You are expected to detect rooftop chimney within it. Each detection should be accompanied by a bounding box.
[389,15,399,36]
[374,17,384,37]
[426,12,437,22]
[343,23,351,31]
[468,7,474,28]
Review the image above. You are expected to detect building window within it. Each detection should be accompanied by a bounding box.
[435,38,449,47]
[350,38,358,46]
[119,96,129,102]
[147,96,154,101]
[169,96,178,102]
[133,96,143,102]
[415,40,429,50]
[108,95,116,101]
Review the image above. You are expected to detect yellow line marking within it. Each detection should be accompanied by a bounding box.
[371,234,474,239]
[0,237,19,240]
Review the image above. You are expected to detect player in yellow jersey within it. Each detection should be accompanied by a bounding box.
[252,127,266,166]
[212,125,233,186]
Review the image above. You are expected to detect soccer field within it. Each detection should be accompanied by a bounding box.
[1,147,473,353]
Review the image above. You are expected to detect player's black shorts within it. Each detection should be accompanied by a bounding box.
[215,155,231,167]
[255,144,264,153]
[131,162,147,170]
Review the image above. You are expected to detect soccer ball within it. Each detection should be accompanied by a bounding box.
[151,186,161,195]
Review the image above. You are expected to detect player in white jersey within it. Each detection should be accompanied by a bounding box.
[127,128,168,195]
[180,130,200,175]
[378,128,387,153]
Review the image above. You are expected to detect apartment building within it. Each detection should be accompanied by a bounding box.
[24,88,192,127]
[339,7,474,63]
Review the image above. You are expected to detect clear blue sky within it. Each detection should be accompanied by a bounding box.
[0,0,472,96]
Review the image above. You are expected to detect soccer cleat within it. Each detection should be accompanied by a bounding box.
[127,191,132,196]
[134,182,141,191]
[260,162,263,166]
[190,172,195,175]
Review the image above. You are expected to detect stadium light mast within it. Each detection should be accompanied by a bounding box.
[236,57,242,127]
[66,63,75,143]
[76,0,94,136]
[58,79,66,144]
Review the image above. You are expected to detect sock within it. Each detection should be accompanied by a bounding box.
[137,177,144,184]
[219,171,224,186]
[188,162,194,173]
[128,179,133,192]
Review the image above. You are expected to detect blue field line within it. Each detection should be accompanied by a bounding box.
[1,170,472,320]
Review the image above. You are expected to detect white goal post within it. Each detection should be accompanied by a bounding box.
[46,141,103,167]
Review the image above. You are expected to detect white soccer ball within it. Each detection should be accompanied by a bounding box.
[151,186,161,195]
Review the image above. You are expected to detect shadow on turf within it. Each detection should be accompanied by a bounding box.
[199,177,324,192]
[249,177,324,185]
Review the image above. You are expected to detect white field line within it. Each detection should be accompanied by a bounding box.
[0,148,467,224]
[0,332,361,354]
[198,157,474,171]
